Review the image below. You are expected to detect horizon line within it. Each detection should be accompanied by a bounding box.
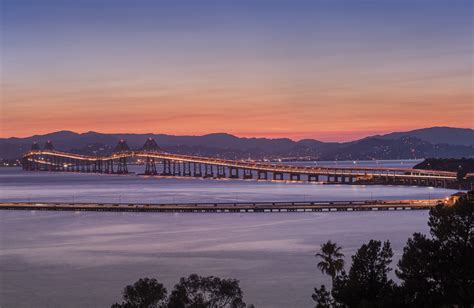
[2,126,472,143]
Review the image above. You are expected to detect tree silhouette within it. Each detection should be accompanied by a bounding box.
[111,277,167,308]
[315,240,345,283]
[112,274,253,308]
[332,240,395,307]
[312,193,473,307]
[167,274,249,308]
[397,194,474,307]
[311,285,333,308]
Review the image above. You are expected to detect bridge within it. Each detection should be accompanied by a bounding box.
[22,139,462,188]
[0,200,441,213]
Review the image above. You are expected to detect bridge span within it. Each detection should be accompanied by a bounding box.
[22,139,462,188]
[0,199,442,213]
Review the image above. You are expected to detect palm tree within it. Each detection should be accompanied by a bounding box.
[315,240,345,282]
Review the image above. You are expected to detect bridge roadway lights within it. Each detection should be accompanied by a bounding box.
[22,146,460,188]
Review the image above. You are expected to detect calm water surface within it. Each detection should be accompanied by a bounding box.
[0,163,454,204]
[1,211,430,308]
[0,164,454,307]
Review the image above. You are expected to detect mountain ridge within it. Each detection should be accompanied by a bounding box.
[1,127,473,160]
[377,126,474,146]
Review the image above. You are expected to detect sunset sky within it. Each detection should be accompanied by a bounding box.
[1,0,473,141]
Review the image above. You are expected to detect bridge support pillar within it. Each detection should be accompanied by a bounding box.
[243,169,253,179]
[193,163,203,177]
[105,160,114,174]
[22,157,32,171]
[47,156,53,171]
[34,158,40,171]
[27,157,32,171]
[183,162,192,176]
[52,157,58,171]
[290,173,300,181]
[145,156,158,175]
[204,164,214,178]
[229,167,239,179]
[21,157,28,170]
[117,157,128,174]
[308,174,319,182]
[217,165,226,178]
[172,161,181,176]
[161,159,171,176]
[96,160,103,173]
[273,172,283,181]
[258,171,268,180]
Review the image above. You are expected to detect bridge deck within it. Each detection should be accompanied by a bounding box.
[23,150,461,179]
[0,200,442,213]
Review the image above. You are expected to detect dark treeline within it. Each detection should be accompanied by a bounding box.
[112,193,473,308]
[111,274,254,308]
[313,192,473,308]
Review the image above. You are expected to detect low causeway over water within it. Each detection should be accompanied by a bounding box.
[0,199,442,213]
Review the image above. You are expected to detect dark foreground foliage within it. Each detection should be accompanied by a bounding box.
[313,193,474,308]
[112,278,167,308]
[112,274,253,308]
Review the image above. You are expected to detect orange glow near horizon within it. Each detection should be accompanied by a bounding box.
[2,1,472,141]
[2,77,472,141]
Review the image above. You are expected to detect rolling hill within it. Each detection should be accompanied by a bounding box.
[1,127,473,160]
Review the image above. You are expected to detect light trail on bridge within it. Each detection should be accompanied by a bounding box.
[22,139,466,188]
